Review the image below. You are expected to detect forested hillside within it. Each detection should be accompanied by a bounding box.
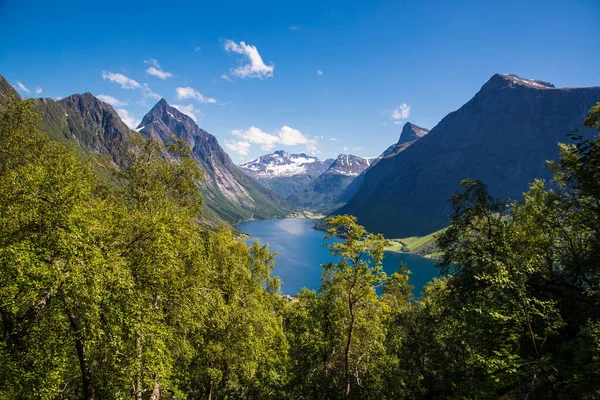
[1,95,599,398]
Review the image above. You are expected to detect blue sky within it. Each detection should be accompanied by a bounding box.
[1,0,599,162]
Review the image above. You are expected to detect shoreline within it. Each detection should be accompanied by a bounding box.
[238,216,443,261]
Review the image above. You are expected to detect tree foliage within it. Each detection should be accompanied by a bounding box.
[1,98,600,399]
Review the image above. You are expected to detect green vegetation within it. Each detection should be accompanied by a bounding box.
[386,227,446,258]
[1,98,600,398]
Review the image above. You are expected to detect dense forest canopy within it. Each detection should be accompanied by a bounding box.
[1,97,599,399]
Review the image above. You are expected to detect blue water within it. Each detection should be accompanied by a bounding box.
[238,218,440,297]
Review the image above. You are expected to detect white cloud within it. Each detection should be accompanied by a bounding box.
[56,96,63,100]
[142,83,161,100]
[224,40,274,79]
[146,66,172,79]
[102,71,160,99]
[16,81,29,93]
[231,125,319,154]
[145,59,173,79]
[233,126,280,151]
[225,140,251,156]
[317,70,323,76]
[343,146,349,152]
[116,108,139,129]
[176,86,216,104]
[102,71,141,89]
[278,126,310,146]
[289,25,300,31]
[221,74,232,81]
[97,94,128,106]
[392,103,410,123]
[329,137,337,141]
[35,87,42,94]
[172,104,200,122]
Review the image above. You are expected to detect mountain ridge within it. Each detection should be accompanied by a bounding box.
[337,73,600,237]
[137,99,290,224]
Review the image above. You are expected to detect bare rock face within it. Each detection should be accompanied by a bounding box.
[338,74,600,237]
[138,99,289,223]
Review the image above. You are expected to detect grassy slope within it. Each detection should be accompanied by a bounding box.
[386,227,446,259]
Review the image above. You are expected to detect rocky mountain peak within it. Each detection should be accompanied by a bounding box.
[326,154,371,177]
[240,151,331,178]
[480,73,556,93]
[398,122,430,144]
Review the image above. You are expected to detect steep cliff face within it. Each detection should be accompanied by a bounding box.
[138,99,289,224]
[338,74,600,237]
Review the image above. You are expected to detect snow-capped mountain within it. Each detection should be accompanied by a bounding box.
[324,154,373,177]
[240,150,333,178]
[239,151,334,198]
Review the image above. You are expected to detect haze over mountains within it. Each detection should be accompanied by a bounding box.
[338,73,600,237]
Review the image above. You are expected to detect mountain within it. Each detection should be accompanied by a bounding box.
[338,73,600,237]
[382,122,430,158]
[287,154,373,211]
[32,93,134,168]
[240,150,334,197]
[0,77,288,227]
[137,99,290,224]
[338,122,429,204]
[0,75,21,107]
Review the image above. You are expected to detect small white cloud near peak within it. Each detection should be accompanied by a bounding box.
[97,94,128,106]
[176,86,217,104]
[221,74,232,81]
[343,146,349,152]
[16,81,29,93]
[225,140,252,156]
[144,59,173,79]
[102,71,141,89]
[35,87,42,94]
[289,25,300,31]
[172,104,201,122]
[142,83,161,100]
[317,70,323,76]
[116,108,139,129]
[224,40,274,80]
[329,137,337,141]
[392,103,410,123]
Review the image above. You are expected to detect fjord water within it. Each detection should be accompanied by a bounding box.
[238,218,439,296]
